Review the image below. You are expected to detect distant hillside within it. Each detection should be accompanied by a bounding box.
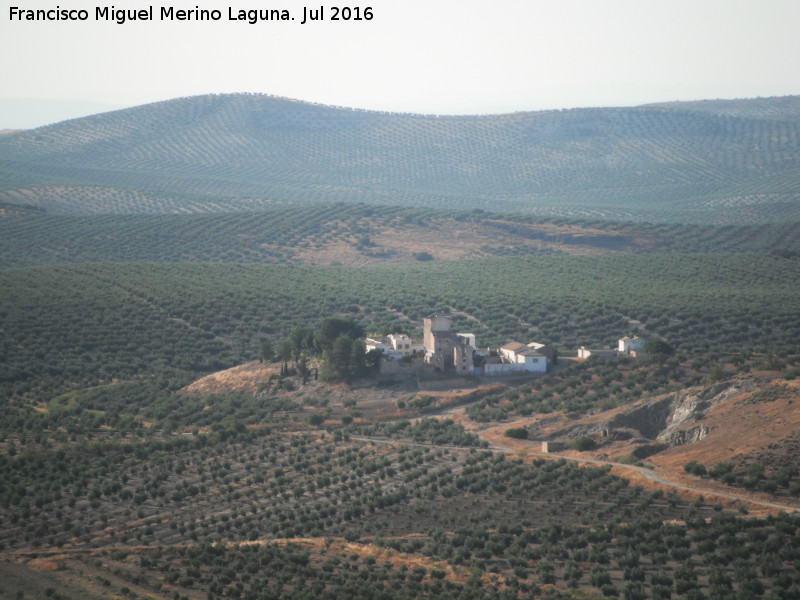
[1,93,799,223]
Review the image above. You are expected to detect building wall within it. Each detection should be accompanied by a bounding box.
[484,363,518,376]
[453,344,475,375]
[577,347,617,361]
[429,332,457,370]
[619,336,644,353]
[379,358,401,375]
[423,315,452,355]
[456,333,476,350]
[365,337,388,353]
[519,354,547,372]
[498,346,518,363]
[484,361,543,376]
[421,316,478,374]
[387,334,419,357]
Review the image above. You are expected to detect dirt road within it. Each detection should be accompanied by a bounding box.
[351,433,799,514]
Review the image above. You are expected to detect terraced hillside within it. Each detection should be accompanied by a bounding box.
[1,94,799,223]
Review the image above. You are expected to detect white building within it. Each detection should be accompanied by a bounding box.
[366,333,425,361]
[493,341,549,374]
[364,336,388,353]
[387,333,424,357]
[365,336,400,361]
[577,346,618,361]
[618,336,644,354]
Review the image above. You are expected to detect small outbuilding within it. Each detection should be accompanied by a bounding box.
[619,336,644,354]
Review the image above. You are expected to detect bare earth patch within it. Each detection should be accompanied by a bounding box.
[181,361,280,395]
[181,360,506,422]
[646,377,800,497]
[468,375,800,513]
[293,218,647,266]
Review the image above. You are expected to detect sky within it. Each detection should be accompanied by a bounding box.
[1,0,799,128]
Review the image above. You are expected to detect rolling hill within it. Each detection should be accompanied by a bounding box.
[1,93,799,223]
[2,94,800,600]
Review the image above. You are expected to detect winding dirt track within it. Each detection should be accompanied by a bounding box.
[351,434,800,514]
[485,437,799,513]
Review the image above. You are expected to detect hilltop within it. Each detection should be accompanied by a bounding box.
[1,93,799,224]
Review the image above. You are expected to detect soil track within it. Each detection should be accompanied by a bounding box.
[479,431,800,515]
[351,429,800,516]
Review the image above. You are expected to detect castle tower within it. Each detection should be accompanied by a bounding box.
[423,314,451,355]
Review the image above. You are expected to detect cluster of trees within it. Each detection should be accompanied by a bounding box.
[260,317,378,383]
[504,428,529,440]
[685,459,800,498]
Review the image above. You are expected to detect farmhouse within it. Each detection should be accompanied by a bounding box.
[368,314,552,377]
[370,312,650,380]
[484,341,551,375]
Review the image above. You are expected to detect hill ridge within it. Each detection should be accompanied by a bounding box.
[2,93,799,223]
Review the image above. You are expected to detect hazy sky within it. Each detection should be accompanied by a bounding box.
[1,0,799,127]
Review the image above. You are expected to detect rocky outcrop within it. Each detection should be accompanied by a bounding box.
[665,424,712,446]
[548,377,758,449]
[604,396,674,440]
[657,379,753,444]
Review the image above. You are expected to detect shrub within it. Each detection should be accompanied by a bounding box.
[683,461,707,477]
[504,428,528,440]
[570,436,596,451]
[615,454,639,465]
[304,414,325,426]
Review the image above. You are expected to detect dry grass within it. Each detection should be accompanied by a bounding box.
[293,218,643,266]
[181,361,280,395]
